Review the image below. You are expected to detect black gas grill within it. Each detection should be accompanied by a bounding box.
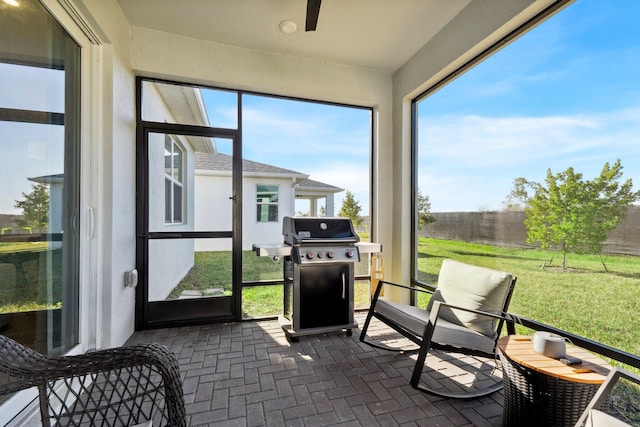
[281,216,360,340]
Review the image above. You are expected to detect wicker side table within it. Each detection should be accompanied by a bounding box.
[497,335,611,427]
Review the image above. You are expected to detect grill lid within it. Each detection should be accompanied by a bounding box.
[283,216,360,245]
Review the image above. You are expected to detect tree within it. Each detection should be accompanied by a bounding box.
[417,189,436,230]
[14,183,50,233]
[524,160,640,269]
[337,190,362,226]
[502,177,535,211]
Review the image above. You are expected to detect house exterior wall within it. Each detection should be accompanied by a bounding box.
[194,172,232,251]
[194,173,295,251]
[147,239,194,301]
[49,183,63,234]
[146,130,196,300]
[244,177,295,250]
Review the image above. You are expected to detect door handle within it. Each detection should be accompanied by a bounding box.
[342,273,346,299]
[87,205,95,239]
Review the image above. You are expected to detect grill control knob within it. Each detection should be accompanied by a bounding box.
[306,252,315,259]
[317,252,324,259]
[327,251,335,259]
[346,250,354,258]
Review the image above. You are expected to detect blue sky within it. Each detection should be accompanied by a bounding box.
[0,63,65,215]
[203,92,372,214]
[417,0,640,212]
[242,95,371,214]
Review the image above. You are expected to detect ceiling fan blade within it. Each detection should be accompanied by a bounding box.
[305,0,322,31]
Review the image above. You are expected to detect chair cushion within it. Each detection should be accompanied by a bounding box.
[584,409,631,427]
[426,259,514,337]
[375,298,497,354]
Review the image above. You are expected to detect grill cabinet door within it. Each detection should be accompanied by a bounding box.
[298,263,350,329]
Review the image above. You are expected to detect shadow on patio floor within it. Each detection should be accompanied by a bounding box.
[126,312,504,426]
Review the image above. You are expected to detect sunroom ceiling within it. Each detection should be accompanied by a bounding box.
[116,0,471,73]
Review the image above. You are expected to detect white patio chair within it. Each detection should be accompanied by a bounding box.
[575,367,640,427]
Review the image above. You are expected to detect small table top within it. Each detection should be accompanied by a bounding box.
[497,335,611,384]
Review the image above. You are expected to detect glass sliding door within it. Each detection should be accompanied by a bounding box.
[0,0,81,356]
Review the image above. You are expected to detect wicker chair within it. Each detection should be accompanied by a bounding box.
[359,259,516,399]
[0,334,186,427]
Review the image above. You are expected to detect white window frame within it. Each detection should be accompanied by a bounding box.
[256,184,279,222]
[164,135,185,224]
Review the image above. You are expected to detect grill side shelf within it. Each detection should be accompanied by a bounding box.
[252,242,382,259]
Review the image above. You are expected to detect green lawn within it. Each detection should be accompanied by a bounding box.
[165,249,373,317]
[169,239,639,359]
[416,238,640,357]
[238,253,373,317]
[0,245,62,313]
[3,237,638,361]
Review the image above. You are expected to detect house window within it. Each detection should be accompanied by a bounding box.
[164,135,184,223]
[256,185,278,222]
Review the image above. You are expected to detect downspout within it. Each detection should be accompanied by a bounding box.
[291,177,299,217]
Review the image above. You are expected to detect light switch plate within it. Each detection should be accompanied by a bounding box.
[124,269,138,288]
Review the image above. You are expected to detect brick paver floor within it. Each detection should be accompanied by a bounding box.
[126,313,504,426]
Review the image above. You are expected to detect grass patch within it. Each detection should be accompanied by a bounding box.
[3,236,637,361]
[241,280,372,318]
[0,246,63,314]
[609,379,640,425]
[416,238,640,358]
[170,245,376,317]
[1,301,61,313]
[242,285,283,316]
[0,241,48,254]
[172,238,639,360]
[168,251,234,299]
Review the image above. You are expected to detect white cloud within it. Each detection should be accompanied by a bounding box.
[418,108,640,211]
[237,101,372,214]
[306,162,371,214]
[242,106,369,159]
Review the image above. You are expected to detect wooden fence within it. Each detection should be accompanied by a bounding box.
[421,206,640,256]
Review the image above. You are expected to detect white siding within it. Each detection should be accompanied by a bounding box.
[244,178,295,250]
[194,173,295,251]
